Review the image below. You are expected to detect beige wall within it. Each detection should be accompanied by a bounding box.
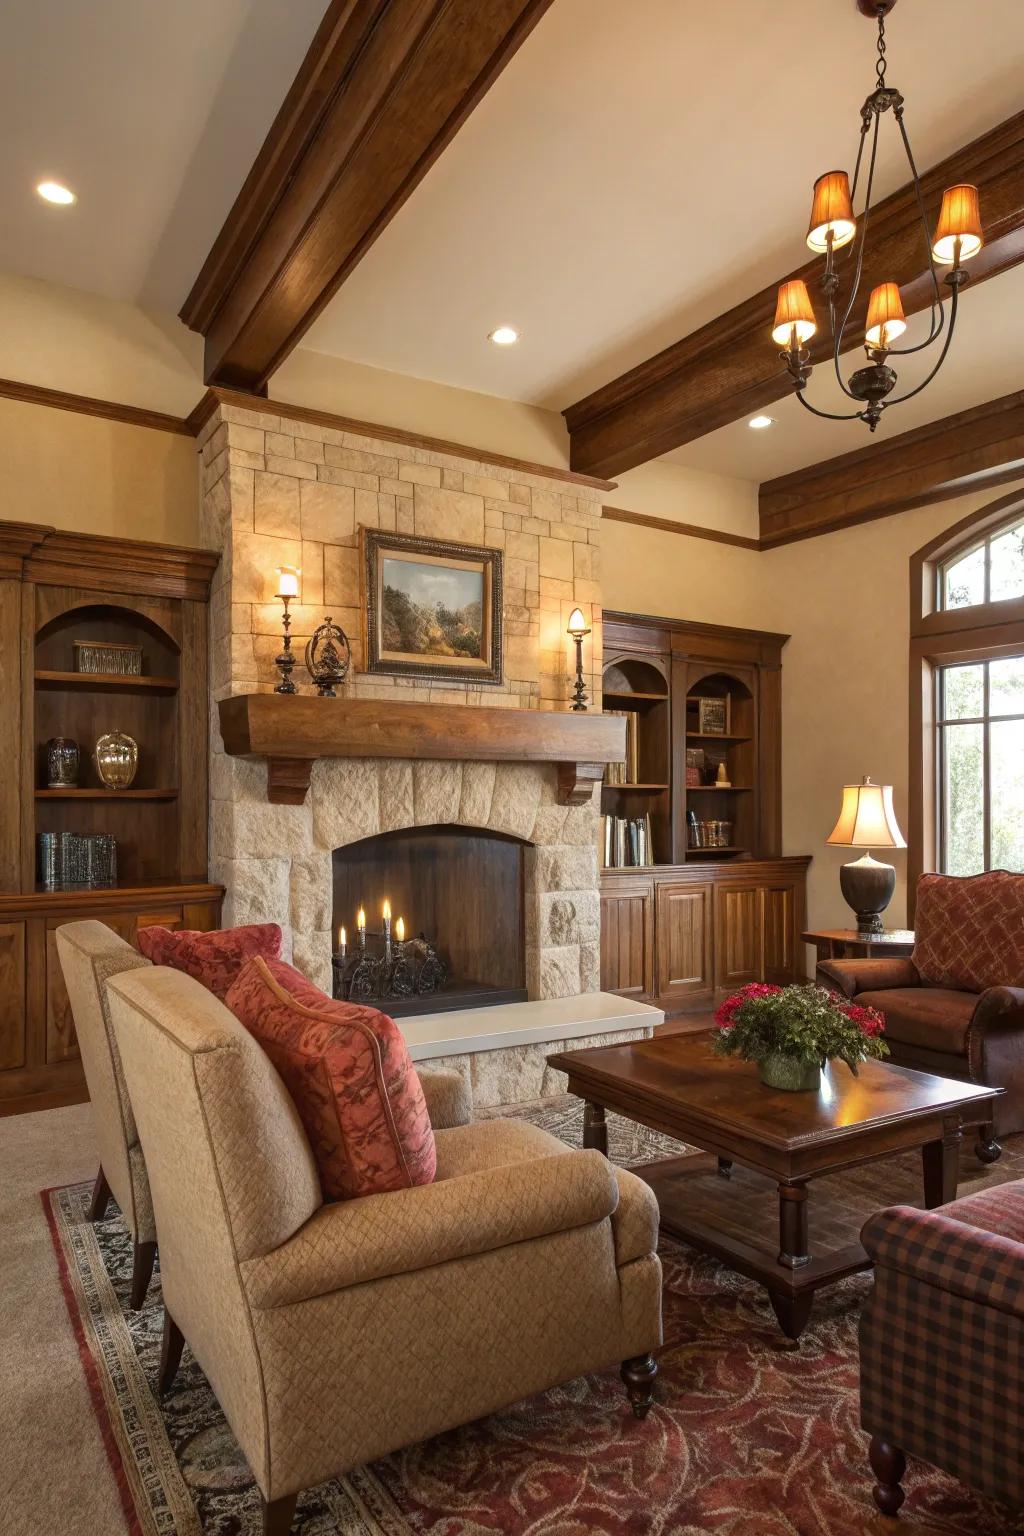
[0,394,199,545]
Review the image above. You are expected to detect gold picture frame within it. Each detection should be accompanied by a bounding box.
[360,527,503,685]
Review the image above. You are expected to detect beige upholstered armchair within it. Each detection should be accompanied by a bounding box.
[56,920,157,1308]
[107,964,663,1536]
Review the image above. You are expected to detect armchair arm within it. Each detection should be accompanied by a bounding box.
[610,1166,659,1266]
[816,957,920,1000]
[862,1205,1024,1321]
[417,1069,473,1129]
[242,1148,618,1309]
[971,985,1024,1033]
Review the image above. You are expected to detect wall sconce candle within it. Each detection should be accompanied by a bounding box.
[357,906,366,948]
[338,924,347,958]
[566,606,591,712]
[395,916,405,943]
[274,567,300,695]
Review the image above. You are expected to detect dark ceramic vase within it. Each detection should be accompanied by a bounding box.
[839,854,896,935]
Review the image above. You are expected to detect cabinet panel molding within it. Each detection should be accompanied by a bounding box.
[600,878,654,1001]
[0,922,26,1071]
[656,882,712,1000]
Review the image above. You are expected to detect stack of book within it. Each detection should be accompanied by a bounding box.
[601,813,655,868]
[603,710,639,784]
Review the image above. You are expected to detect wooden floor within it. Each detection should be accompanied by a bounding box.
[658,1010,716,1037]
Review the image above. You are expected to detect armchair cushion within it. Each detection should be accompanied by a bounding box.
[912,869,1024,993]
[241,1142,618,1309]
[856,986,977,1055]
[817,956,920,1000]
[138,921,281,999]
[225,956,435,1201]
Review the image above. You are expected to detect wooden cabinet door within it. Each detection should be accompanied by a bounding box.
[600,881,654,1001]
[655,882,712,1004]
[762,882,797,983]
[0,923,27,1071]
[44,906,185,1065]
[714,883,761,988]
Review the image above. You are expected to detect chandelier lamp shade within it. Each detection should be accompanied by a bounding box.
[773,0,984,432]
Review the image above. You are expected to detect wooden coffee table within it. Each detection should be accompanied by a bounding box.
[547,1032,1000,1341]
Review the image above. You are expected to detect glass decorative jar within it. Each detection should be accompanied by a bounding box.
[46,737,79,789]
[94,731,139,789]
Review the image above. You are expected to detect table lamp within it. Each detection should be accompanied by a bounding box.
[826,776,906,935]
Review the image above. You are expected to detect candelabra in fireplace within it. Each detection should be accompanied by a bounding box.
[331,902,446,1006]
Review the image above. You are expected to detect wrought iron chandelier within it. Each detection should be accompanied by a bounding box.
[772,0,984,431]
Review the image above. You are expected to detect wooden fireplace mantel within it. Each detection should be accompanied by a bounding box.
[218,693,627,806]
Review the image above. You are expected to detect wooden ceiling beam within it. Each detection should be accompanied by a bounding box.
[180,0,555,391]
[758,388,1024,548]
[564,111,1024,479]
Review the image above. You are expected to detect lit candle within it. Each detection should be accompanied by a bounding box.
[357,907,366,948]
[339,924,347,959]
[395,916,405,943]
[277,566,300,599]
[382,898,392,942]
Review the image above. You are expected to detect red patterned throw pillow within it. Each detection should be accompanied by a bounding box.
[137,923,282,1000]
[224,956,436,1201]
[912,870,1024,993]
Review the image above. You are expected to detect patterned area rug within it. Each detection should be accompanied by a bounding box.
[45,1098,1022,1536]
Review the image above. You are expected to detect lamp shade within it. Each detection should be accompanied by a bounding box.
[806,170,856,254]
[772,280,817,348]
[566,605,589,637]
[826,777,906,849]
[277,566,300,598]
[864,282,907,349]
[932,184,983,264]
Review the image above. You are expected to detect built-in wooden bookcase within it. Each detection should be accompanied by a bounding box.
[32,604,186,885]
[683,669,757,859]
[0,524,223,1114]
[601,651,671,865]
[599,611,810,1010]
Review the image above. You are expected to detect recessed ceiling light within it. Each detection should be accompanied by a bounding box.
[37,180,76,206]
[488,326,520,346]
[748,414,775,430]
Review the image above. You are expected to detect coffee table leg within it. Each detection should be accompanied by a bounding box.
[768,1290,814,1343]
[583,1101,608,1156]
[717,1157,733,1179]
[777,1182,810,1269]
[922,1118,962,1209]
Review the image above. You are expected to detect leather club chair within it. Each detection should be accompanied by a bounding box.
[105,963,663,1535]
[818,870,1024,1163]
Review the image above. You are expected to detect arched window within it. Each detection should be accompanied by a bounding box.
[909,491,1024,908]
[940,514,1024,611]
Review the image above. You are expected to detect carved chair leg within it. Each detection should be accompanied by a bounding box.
[620,1354,657,1419]
[262,1492,299,1535]
[88,1166,112,1223]
[976,1124,1002,1164]
[869,1436,907,1518]
[130,1240,157,1311]
[158,1310,185,1398]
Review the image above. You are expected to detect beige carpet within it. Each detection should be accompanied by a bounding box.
[0,1103,125,1536]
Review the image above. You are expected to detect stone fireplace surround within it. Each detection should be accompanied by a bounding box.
[198,396,660,1101]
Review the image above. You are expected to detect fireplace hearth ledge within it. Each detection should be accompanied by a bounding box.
[400,992,663,1109]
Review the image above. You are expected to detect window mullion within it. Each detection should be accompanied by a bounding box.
[983,661,992,872]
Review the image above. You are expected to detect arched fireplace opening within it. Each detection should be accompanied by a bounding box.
[332,825,528,1016]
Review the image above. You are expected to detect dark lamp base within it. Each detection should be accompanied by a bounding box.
[839,854,896,936]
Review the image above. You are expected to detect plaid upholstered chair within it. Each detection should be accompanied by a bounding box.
[860,1182,1024,1517]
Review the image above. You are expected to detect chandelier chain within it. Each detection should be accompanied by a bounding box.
[875,13,887,90]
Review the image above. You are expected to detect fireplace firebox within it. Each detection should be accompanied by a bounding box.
[331,826,527,1017]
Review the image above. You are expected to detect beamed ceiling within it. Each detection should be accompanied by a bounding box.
[3,0,1024,496]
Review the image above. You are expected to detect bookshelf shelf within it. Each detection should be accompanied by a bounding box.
[604,782,669,791]
[603,689,669,702]
[601,653,670,869]
[686,732,752,743]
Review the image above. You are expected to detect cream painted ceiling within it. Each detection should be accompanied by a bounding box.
[0,0,324,308]
[1,0,1023,480]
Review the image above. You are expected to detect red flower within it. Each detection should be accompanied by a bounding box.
[714,982,782,1029]
[844,1003,885,1038]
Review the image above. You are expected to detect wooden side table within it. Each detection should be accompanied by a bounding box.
[803,928,915,966]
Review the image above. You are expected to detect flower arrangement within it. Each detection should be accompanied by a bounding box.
[713,982,888,1091]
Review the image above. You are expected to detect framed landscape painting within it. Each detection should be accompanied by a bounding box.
[360,527,504,684]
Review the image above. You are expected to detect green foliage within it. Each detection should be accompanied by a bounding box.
[712,983,888,1076]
